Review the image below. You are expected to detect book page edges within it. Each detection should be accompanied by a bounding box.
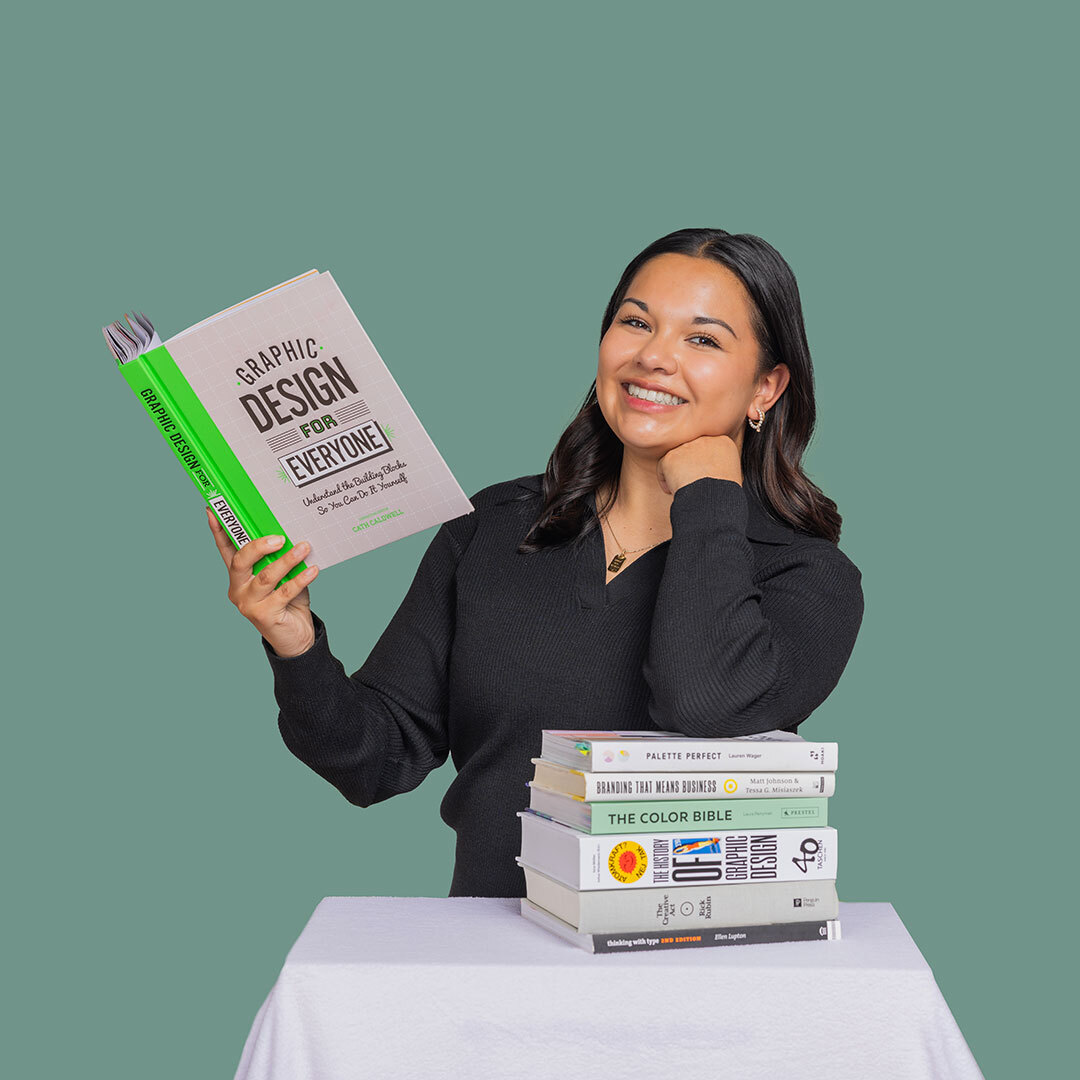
[166,269,320,343]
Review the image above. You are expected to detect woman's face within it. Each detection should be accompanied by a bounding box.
[597,252,776,457]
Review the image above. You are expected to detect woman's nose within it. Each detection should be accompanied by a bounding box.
[635,333,680,370]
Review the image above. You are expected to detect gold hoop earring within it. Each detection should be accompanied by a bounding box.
[748,406,765,432]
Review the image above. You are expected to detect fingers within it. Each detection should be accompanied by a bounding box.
[208,507,315,602]
[206,508,238,566]
[276,561,319,604]
[240,556,318,635]
[247,535,311,596]
[232,533,287,575]
[206,510,288,581]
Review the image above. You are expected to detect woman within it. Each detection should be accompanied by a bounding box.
[208,227,864,898]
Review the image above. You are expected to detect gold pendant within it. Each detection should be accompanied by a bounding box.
[607,552,626,573]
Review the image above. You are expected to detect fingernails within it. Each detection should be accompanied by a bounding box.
[267,535,285,548]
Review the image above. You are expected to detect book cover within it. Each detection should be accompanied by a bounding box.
[520,898,841,953]
[104,270,474,578]
[530,759,836,801]
[527,785,829,833]
[518,811,837,891]
[540,729,837,772]
[520,864,840,934]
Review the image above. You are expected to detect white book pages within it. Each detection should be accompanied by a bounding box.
[102,311,162,364]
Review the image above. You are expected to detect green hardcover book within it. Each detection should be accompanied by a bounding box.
[527,785,829,833]
[104,271,473,581]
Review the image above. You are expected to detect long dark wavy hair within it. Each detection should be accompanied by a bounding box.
[516,227,843,553]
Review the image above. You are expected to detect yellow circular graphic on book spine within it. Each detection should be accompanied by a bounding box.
[607,841,648,883]
[723,778,738,793]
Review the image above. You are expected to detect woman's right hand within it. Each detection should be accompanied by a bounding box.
[207,507,320,658]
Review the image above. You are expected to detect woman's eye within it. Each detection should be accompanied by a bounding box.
[619,316,720,349]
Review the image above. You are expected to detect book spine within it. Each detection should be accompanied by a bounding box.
[519,813,836,891]
[587,918,838,953]
[584,796,828,834]
[581,771,835,801]
[519,898,840,952]
[543,734,837,772]
[522,867,839,934]
[119,346,305,584]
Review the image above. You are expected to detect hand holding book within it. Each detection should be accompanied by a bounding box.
[206,508,320,658]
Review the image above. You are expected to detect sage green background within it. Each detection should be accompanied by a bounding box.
[5,2,1073,1076]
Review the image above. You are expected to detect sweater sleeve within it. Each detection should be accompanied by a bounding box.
[261,517,470,807]
[642,477,864,737]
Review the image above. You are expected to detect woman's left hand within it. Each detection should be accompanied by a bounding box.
[656,435,742,495]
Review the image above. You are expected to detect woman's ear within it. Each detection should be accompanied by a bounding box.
[752,363,791,417]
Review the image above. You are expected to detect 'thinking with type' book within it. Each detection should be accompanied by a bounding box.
[103,270,474,582]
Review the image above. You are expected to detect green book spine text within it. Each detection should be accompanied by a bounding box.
[119,345,305,584]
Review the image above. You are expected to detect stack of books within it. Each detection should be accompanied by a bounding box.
[517,729,841,953]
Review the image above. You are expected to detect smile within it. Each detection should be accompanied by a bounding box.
[622,382,688,408]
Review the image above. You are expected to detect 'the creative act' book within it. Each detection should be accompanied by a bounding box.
[103,270,474,582]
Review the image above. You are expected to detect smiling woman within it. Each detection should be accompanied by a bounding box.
[520,231,838,555]
[217,226,865,898]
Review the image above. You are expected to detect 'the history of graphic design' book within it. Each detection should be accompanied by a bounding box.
[103,270,473,581]
[518,812,837,891]
[540,730,838,772]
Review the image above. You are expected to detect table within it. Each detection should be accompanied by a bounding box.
[234,897,984,1080]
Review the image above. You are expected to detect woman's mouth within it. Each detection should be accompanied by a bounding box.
[621,382,688,411]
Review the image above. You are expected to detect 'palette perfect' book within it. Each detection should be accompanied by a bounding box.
[103,270,474,582]
[540,729,838,772]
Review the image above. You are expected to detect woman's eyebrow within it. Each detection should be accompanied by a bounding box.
[623,296,738,340]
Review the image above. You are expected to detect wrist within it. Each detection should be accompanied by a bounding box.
[269,628,316,659]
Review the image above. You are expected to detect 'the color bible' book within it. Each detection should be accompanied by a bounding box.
[103,270,474,582]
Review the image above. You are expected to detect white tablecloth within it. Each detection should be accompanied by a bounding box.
[234,897,984,1080]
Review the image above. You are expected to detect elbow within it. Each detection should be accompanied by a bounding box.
[277,712,381,808]
[662,692,786,740]
[650,653,787,738]
[648,635,812,738]
[338,783,377,809]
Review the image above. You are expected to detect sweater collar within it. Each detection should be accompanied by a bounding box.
[513,473,794,545]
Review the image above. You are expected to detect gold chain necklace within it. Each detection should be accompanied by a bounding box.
[600,509,670,574]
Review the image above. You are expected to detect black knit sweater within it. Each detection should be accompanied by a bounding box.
[262,474,864,897]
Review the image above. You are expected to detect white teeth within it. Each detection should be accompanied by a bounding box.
[626,383,686,406]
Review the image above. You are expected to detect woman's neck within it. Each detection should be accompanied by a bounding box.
[596,454,675,543]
